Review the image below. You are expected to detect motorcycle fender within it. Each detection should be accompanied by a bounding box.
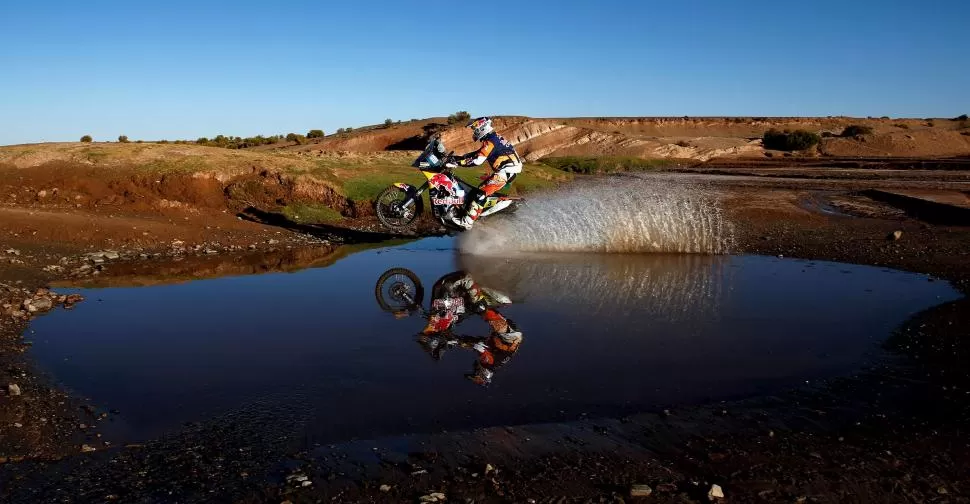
[392,182,413,191]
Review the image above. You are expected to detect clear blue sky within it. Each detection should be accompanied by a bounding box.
[2,0,968,145]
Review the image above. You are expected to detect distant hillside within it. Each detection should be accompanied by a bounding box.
[270,116,970,161]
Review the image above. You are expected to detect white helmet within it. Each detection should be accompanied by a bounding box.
[468,117,494,142]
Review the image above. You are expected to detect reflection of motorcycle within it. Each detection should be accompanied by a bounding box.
[374,135,523,231]
[375,268,523,385]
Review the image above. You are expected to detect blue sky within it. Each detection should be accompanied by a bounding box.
[1,0,968,145]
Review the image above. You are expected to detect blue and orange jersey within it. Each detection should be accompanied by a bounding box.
[470,132,521,170]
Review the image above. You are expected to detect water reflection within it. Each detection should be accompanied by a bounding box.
[376,269,523,385]
[459,253,727,322]
[25,238,962,443]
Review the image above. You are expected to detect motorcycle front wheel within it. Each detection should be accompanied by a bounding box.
[375,186,421,230]
[375,268,425,313]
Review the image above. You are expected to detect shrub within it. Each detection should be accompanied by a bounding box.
[345,126,353,133]
[447,111,471,125]
[674,140,691,147]
[762,129,820,151]
[118,135,129,143]
[926,121,935,127]
[383,118,394,128]
[80,135,93,143]
[285,133,299,143]
[158,139,169,144]
[306,129,325,139]
[894,123,910,129]
[953,114,968,121]
[197,137,209,145]
[841,125,873,137]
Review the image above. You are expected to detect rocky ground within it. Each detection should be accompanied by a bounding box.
[1,165,969,503]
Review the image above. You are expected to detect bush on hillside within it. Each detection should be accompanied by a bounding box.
[762,129,820,151]
[953,114,969,121]
[80,135,93,143]
[158,139,169,144]
[841,125,873,137]
[307,129,325,138]
[285,133,299,143]
[383,119,394,128]
[895,123,910,129]
[447,111,471,125]
[197,137,209,144]
[118,135,129,143]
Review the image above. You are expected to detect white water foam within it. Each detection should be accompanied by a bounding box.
[459,176,733,255]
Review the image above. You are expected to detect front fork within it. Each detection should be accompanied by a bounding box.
[395,182,428,211]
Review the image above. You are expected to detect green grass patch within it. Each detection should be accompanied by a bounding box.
[281,203,344,224]
[540,156,677,175]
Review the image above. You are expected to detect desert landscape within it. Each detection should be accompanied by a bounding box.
[1,114,969,502]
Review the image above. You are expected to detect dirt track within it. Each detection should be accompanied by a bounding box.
[2,164,970,503]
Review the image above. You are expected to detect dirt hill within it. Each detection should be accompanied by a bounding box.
[277,116,970,162]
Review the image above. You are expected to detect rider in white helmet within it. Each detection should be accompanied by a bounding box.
[452,117,523,229]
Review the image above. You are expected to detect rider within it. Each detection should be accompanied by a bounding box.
[449,117,523,230]
[417,271,523,385]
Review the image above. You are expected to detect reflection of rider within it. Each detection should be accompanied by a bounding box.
[418,271,523,385]
[447,117,523,230]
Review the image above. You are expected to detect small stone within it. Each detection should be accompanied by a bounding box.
[708,484,725,500]
[4,249,21,256]
[485,463,495,475]
[379,484,392,492]
[8,384,21,396]
[81,444,96,453]
[889,230,903,241]
[630,484,653,497]
[103,251,120,260]
[36,190,48,198]
[268,239,279,245]
[13,423,23,428]
[248,244,257,250]
[30,298,53,311]
[301,480,312,487]
[411,469,428,476]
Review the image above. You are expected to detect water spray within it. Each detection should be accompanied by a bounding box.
[460,175,733,255]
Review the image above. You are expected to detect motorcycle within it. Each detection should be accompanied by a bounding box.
[374,135,523,231]
[374,267,513,322]
[374,267,520,380]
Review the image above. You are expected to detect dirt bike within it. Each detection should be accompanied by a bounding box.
[374,267,515,362]
[374,135,523,231]
[374,267,512,316]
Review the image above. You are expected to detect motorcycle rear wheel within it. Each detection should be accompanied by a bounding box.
[376,186,421,230]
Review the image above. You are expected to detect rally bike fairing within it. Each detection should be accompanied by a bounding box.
[374,135,521,231]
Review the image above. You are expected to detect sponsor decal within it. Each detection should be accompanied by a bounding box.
[432,197,464,206]
[433,297,465,310]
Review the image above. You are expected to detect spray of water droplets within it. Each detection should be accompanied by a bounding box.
[460,176,733,255]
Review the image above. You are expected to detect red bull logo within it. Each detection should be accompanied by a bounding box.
[430,173,456,192]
